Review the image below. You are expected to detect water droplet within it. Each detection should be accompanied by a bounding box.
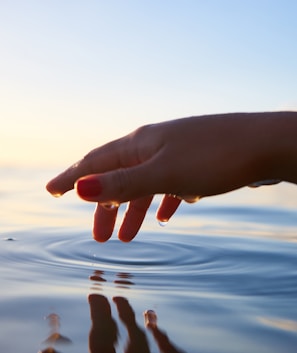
[158,220,168,227]
[183,195,200,203]
[102,202,120,210]
[52,192,62,198]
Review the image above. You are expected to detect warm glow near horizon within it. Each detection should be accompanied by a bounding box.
[1,1,297,167]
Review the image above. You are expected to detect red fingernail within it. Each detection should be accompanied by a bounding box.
[76,177,102,198]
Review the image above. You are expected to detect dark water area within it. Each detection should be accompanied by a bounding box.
[0,167,297,353]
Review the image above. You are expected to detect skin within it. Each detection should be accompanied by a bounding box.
[46,111,297,242]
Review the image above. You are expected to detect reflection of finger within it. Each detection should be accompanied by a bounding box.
[113,297,151,353]
[88,294,118,353]
[144,309,184,353]
[156,195,182,222]
[143,310,158,329]
[149,327,183,353]
[89,269,106,282]
[113,296,136,325]
[118,196,153,242]
[114,272,135,287]
[93,203,119,242]
[88,294,113,325]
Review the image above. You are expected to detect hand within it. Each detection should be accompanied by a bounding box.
[88,294,150,353]
[46,112,297,242]
[88,294,183,353]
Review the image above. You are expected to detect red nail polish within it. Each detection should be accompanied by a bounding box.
[76,177,102,198]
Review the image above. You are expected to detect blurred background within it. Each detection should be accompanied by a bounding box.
[1,0,297,168]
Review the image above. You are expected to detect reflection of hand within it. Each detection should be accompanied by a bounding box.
[144,310,185,353]
[88,294,118,353]
[88,294,150,353]
[47,112,297,242]
[113,296,151,353]
[88,294,184,353]
[39,313,72,353]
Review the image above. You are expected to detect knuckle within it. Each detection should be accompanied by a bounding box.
[132,124,153,140]
[80,149,98,174]
[111,168,133,201]
[128,124,160,163]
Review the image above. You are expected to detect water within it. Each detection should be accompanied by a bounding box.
[1,166,297,353]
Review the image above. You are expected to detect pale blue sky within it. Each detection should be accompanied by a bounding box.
[1,0,296,166]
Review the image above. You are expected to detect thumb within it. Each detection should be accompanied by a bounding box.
[75,162,160,204]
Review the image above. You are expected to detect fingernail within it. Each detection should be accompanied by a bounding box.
[76,177,102,198]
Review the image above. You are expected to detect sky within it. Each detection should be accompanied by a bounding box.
[1,0,297,167]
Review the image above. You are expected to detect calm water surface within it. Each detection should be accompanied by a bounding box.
[1,167,297,353]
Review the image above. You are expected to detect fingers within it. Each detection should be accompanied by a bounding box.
[92,196,153,243]
[74,160,160,204]
[112,297,136,325]
[88,294,118,353]
[47,142,161,205]
[144,309,183,353]
[92,193,194,243]
[88,293,112,318]
[93,204,119,242]
[113,297,150,353]
[46,138,126,197]
[156,195,182,223]
[156,194,200,223]
[46,125,160,197]
[118,196,153,242]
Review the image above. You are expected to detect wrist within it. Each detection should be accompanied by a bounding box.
[255,111,297,185]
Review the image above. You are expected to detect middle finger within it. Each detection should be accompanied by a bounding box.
[93,203,119,242]
[118,196,154,242]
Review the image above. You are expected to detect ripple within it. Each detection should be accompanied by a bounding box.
[2,229,297,297]
[43,232,220,276]
[1,230,218,277]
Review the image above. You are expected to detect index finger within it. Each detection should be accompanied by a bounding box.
[46,137,132,196]
[46,124,160,197]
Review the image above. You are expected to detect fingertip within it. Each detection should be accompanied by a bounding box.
[156,215,169,223]
[93,228,113,243]
[112,296,122,304]
[156,195,182,222]
[118,233,135,243]
[92,204,118,242]
[118,224,139,242]
[45,180,64,198]
[88,293,104,303]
